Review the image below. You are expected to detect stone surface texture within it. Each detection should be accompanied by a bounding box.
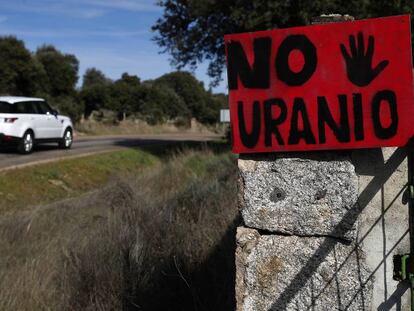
[236,228,373,311]
[239,153,359,240]
[236,147,410,310]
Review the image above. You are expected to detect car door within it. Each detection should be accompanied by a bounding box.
[31,101,51,138]
[43,102,63,138]
[35,101,61,138]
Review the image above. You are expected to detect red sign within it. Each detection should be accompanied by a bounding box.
[225,15,414,154]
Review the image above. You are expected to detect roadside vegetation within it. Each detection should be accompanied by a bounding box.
[0,146,238,310]
[75,118,221,136]
[0,37,227,129]
[0,149,157,214]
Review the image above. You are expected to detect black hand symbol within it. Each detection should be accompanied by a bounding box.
[340,32,389,87]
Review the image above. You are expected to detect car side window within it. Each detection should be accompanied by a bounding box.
[14,102,26,113]
[14,101,38,114]
[44,102,54,113]
[28,101,41,114]
[0,102,12,113]
[25,102,37,114]
[34,102,44,114]
[36,101,52,114]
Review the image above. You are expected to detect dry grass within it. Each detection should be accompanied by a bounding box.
[75,119,221,137]
[0,149,238,310]
[0,149,158,214]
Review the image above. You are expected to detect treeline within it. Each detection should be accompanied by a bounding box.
[0,36,227,124]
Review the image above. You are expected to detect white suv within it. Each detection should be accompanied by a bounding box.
[0,96,73,154]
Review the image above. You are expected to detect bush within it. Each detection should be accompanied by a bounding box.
[50,95,84,123]
[0,149,239,310]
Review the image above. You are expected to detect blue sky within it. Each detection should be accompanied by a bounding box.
[0,0,227,93]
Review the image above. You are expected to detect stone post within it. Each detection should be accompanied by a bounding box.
[235,15,411,311]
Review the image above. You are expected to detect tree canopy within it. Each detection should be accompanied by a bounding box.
[78,69,222,124]
[80,68,111,118]
[153,0,413,85]
[154,71,207,119]
[36,45,79,97]
[0,36,49,96]
[142,84,189,124]
[82,68,110,89]
[109,73,144,120]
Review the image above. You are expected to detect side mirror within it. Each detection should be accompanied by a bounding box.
[51,109,59,117]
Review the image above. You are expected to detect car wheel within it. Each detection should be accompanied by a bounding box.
[59,129,73,149]
[18,131,34,154]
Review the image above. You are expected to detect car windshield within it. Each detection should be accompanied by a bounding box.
[0,101,12,113]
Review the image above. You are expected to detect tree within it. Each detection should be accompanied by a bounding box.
[51,95,84,124]
[80,68,112,118]
[0,36,48,96]
[142,84,190,124]
[212,93,228,108]
[154,71,209,121]
[153,0,413,85]
[109,73,145,120]
[35,45,79,97]
[83,67,111,89]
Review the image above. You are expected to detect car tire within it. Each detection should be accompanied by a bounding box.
[18,131,34,154]
[59,128,73,149]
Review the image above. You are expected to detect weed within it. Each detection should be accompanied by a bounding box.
[0,149,239,310]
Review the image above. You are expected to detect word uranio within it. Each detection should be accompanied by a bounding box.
[237,90,398,148]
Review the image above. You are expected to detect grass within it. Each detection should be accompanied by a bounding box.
[0,147,239,310]
[0,149,158,214]
[75,118,221,136]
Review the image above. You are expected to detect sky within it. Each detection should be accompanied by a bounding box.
[0,0,228,93]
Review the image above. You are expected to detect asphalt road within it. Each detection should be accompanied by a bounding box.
[0,133,221,171]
